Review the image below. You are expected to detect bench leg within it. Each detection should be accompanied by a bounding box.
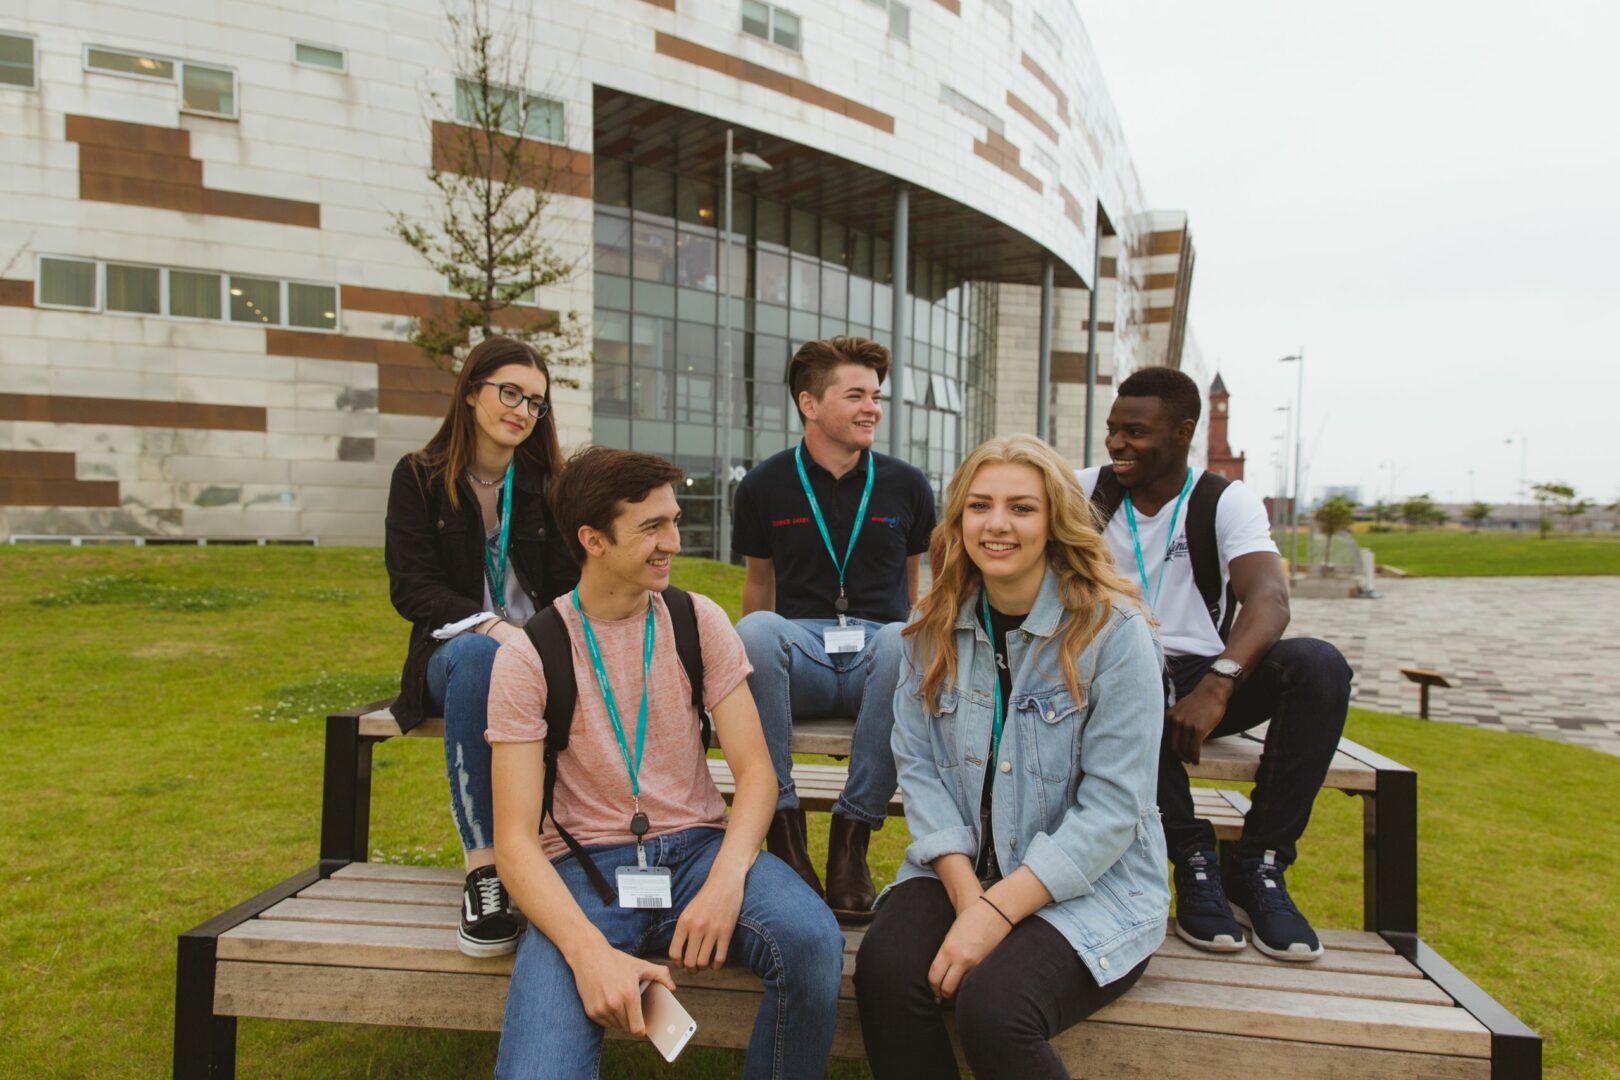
[321,714,376,869]
[174,933,235,1079]
[1362,767,1418,934]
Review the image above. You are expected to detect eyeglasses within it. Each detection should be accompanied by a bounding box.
[475,381,550,419]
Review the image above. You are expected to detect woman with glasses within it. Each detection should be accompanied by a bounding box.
[854,435,1168,1079]
[385,336,579,958]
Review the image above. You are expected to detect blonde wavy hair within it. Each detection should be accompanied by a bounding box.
[902,434,1143,713]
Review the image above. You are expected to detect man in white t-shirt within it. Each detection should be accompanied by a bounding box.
[1077,367,1351,963]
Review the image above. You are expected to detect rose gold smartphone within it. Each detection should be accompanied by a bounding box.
[641,981,698,1063]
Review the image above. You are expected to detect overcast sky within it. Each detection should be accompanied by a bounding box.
[1080,2,1620,507]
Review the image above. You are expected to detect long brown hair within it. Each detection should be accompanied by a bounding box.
[902,435,1143,713]
[412,337,562,509]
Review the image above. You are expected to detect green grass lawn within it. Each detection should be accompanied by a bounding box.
[2,547,1617,1078]
[1355,527,1620,576]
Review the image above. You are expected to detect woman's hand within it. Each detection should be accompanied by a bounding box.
[926,897,1013,1002]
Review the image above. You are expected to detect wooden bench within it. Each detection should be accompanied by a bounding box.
[189,860,1539,1078]
[173,700,1538,1077]
[333,703,1419,935]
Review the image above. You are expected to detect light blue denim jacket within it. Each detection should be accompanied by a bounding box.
[888,567,1169,986]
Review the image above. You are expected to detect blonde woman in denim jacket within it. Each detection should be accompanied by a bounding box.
[855,434,1169,1080]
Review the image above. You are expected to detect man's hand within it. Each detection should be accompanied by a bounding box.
[927,898,1013,1002]
[669,863,746,970]
[1167,674,1234,765]
[567,939,677,1035]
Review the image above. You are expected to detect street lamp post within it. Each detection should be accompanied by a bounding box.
[1273,404,1291,533]
[1505,432,1528,513]
[717,130,771,562]
[1278,351,1304,579]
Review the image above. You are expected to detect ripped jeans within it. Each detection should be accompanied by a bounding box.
[425,632,501,853]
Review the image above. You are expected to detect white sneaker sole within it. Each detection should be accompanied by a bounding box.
[1230,904,1324,962]
[458,927,519,958]
[1173,919,1248,953]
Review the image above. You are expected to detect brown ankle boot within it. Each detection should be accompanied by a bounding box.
[824,814,877,920]
[765,808,823,897]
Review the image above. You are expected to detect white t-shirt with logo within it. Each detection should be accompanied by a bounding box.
[1076,467,1277,659]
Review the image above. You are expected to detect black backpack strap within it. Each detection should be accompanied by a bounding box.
[525,605,615,905]
[1184,471,1236,640]
[660,586,711,749]
[1088,466,1126,529]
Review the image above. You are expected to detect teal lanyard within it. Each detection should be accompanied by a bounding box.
[1122,467,1194,611]
[793,443,875,616]
[481,459,516,617]
[572,587,655,800]
[979,590,1007,786]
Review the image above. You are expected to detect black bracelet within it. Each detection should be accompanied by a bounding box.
[979,894,1014,927]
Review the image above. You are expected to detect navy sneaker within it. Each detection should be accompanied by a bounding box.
[1225,851,1323,962]
[459,865,520,958]
[1172,849,1247,952]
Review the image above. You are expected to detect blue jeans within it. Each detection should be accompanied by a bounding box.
[735,612,904,827]
[495,827,844,1079]
[425,632,501,853]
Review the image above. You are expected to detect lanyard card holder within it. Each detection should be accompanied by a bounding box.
[823,624,866,654]
[617,864,673,908]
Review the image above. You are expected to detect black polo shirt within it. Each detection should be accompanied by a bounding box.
[732,444,935,623]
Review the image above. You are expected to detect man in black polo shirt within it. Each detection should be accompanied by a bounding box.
[732,336,935,919]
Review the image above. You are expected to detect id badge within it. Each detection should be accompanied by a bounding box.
[823,625,866,654]
[617,865,673,909]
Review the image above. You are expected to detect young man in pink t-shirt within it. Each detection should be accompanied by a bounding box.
[487,446,843,1078]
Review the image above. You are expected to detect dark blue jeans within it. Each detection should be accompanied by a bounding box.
[1159,637,1352,867]
[495,827,845,1079]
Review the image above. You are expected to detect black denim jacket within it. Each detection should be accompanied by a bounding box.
[383,452,579,730]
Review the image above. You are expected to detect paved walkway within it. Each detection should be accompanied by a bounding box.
[1285,576,1620,756]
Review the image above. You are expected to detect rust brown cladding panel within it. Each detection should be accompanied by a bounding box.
[1050,352,1115,384]
[0,450,77,479]
[1100,257,1118,278]
[1006,91,1059,144]
[430,121,592,199]
[0,279,33,306]
[1058,185,1086,233]
[1147,230,1187,256]
[65,113,191,156]
[1144,272,1180,290]
[933,0,961,12]
[66,113,320,228]
[1019,54,1069,125]
[379,388,452,417]
[653,32,895,134]
[1145,307,1174,324]
[0,477,121,507]
[341,284,550,332]
[973,134,1042,194]
[636,0,675,8]
[0,392,266,431]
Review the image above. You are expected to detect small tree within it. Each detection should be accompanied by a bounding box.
[1370,499,1392,532]
[1463,501,1492,531]
[1313,495,1356,567]
[1560,497,1593,533]
[389,0,584,375]
[1530,482,1576,540]
[1399,493,1445,530]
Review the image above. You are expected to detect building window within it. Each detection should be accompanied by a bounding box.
[1032,12,1063,57]
[293,42,346,72]
[0,31,38,89]
[741,1,801,52]
[454,77,564,142]
[33,256,339,330]
[36,257,98,310]
[940,85,1003,136]
[860,0,910,42]
[83,45,238,118]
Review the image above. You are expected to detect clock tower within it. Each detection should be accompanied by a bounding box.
[1206,373,1246,482]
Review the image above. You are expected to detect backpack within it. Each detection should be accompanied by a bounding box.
[1089,467,1237,641]
[523,586,708,904]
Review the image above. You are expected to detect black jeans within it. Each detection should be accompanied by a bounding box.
[855,878,1148,1080]
[1161,637,1352,867]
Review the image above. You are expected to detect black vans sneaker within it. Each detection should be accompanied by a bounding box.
[1172,849,1247,952]
[459,865,520,958]
[1225,850,1323,962]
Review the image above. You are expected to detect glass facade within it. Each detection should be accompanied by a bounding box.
[592,155,997,558]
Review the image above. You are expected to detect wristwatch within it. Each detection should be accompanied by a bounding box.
[1210,658,1243,681]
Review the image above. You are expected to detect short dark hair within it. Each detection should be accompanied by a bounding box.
[787,336,891,419]
[1115,366,1202,427]
[552,445,684,562]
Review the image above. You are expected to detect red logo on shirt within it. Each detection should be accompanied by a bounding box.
[771,516,810,528]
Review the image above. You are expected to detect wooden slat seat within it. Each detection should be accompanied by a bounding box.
[211,864,1497,1078]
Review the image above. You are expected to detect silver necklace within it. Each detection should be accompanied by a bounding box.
[467,468,500,487]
